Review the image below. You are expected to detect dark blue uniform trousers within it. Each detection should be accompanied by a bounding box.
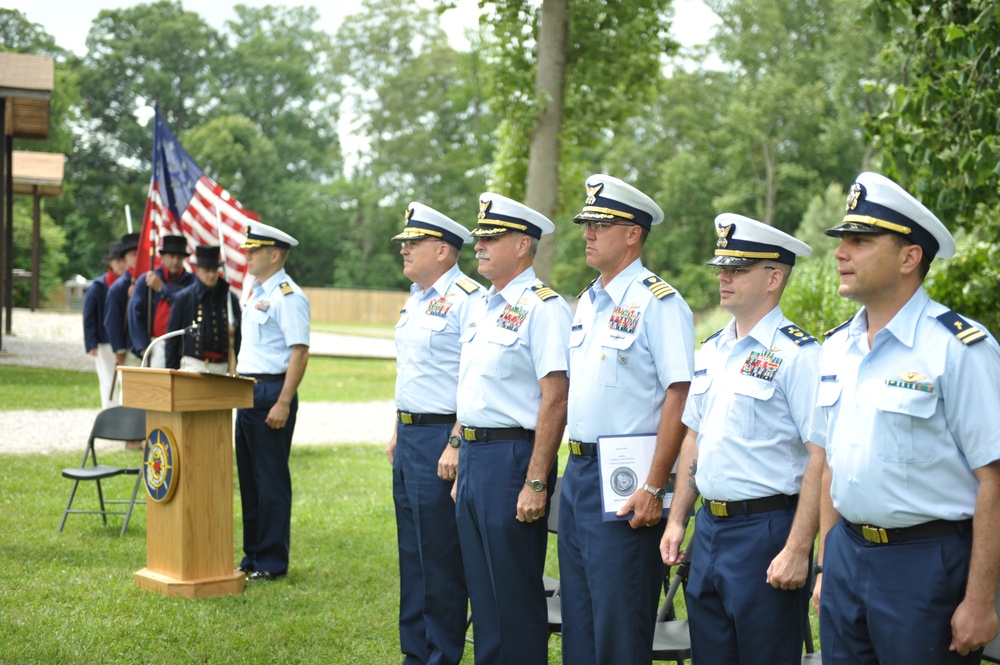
[455,436,555,665]
[393,421,468,665]
[685,503,807,665]
[820,518,979,665]
[235,379,297,575]
[558,453,666,665]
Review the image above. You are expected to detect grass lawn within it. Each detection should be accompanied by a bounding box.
[311,322,395,339]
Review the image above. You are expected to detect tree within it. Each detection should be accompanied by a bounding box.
[866,0,1000,233]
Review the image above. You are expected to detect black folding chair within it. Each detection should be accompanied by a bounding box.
[652,549,692,664]
[58,406,146,536]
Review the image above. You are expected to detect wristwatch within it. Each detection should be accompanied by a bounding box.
[642,483,667,500]
[448,435,461,448]
[525,478,547,492]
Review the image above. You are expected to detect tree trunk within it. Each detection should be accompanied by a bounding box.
[524,0,568,283]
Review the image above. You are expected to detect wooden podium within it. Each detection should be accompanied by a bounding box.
[120,368,254,598]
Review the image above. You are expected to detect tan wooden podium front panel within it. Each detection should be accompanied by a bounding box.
[120,368,253,599]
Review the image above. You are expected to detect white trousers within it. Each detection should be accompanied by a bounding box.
[95,343,120,410]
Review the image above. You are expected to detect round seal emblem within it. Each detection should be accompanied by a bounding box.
[143,427,179,503]
[610,467,638,497]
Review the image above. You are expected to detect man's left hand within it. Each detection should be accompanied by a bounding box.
[437,444,459,481]
[618,488,663,530]
[516,485,547,524]
[766,547,809,590]
[951,597,999,655]
[265,401,291,429]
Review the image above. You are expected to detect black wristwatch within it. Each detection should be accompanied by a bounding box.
[448,435,461,448]
[525,478,547,492]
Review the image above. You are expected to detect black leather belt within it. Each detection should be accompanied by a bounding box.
[242,373,286,382]
[461,426,534,443]
[568,440,597,456]
[706,494,798,518]
[397,411,456,426]
[845,518,972,545]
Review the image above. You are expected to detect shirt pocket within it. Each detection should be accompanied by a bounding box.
[595,333,637,388]
[725,374,777,440]
[874,387,939,463]
[248,307,269,345]
[483,326,518,378]
[420,314,449,356]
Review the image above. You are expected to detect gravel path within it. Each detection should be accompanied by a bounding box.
[0,309,395,455]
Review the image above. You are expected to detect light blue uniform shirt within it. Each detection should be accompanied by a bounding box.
[809,287,1000,527]
[568,259,694,442]
[394,264,483,414]
[236,268,310,375]
[456,267,571,430]
[684,306,820,501]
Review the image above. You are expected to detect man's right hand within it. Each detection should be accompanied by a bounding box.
[660,520,687,565]
[114,352,126,366]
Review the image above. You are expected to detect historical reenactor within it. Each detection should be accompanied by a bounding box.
[454,193,571,665]
[165,245,241,374]
[661,214,820,664]
[83,240,126,409]
[811,172,1000,662]
[387,202,481,665]
[105,232,141,368]
[235,221,310,581]
[129,234,195,367]
[559,174,694,665]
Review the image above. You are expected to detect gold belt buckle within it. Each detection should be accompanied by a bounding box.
[569,441,581,455]
[399,412,414,425]
[862,525,888,544]
[462,427,477,442]
[709,501,729,517]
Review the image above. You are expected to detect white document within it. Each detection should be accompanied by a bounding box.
[597,433,674,522]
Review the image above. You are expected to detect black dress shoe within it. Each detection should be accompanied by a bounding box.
[237,565,253,574]
[247,570,286,581]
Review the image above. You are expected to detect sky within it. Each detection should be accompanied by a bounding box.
[6,0,720,56]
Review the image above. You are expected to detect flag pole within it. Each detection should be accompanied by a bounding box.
[216,209,237,375]
[125,205,132,234]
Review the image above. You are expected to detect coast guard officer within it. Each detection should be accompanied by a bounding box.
[165,245,241,374]
[235,221,310,581]
[455,193,571,664]
[129,235,195,367]
[387,202,481,665]
[661,214,821,664]
[811,172,1000,662]
[560,174,694,665]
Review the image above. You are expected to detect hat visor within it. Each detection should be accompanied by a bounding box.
[705,255,761,267]
[573,210,618,223]
[391,228,435,242]
[824,221,888,238]
[470,225,515,238]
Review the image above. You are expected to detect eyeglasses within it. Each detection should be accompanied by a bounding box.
[401,238,433,249]
[711,265,775,277]
[578,220,635,233]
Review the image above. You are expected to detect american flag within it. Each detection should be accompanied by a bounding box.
[134,106,258,295]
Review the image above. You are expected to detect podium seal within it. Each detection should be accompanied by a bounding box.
[144,427,179,503]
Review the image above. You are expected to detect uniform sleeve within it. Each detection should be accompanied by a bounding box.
[164,292,185,370]
[129,274,150,351]
[942,335,1000,469]
[806,341,841,450]
[681,346,709,432]
[231,292,242,358]
[82,282,100,352]
[104,279,128,353]
[647,296,695,388]
[279,292,311,348]
[527,298,571,380]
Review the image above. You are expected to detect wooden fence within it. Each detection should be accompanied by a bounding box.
[302,287,409,325]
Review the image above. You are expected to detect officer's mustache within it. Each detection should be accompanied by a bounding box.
[476,251,490,260]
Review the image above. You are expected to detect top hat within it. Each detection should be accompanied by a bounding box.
[708,214,812,267]
[471,193,554,240]
[573,174,664,230]
[240,221,298,250]
[192,245,223,268]
[119,233,140,254]
[824,172,956,260]
[101,241,123,263]
[391,202,472,250]
[160,235,191,256]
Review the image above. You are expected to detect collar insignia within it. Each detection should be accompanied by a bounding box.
[585,183,604,205]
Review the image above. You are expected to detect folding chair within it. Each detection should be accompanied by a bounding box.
[652,550,692,664]
[58,406,147,536]
[543,474,564,597]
